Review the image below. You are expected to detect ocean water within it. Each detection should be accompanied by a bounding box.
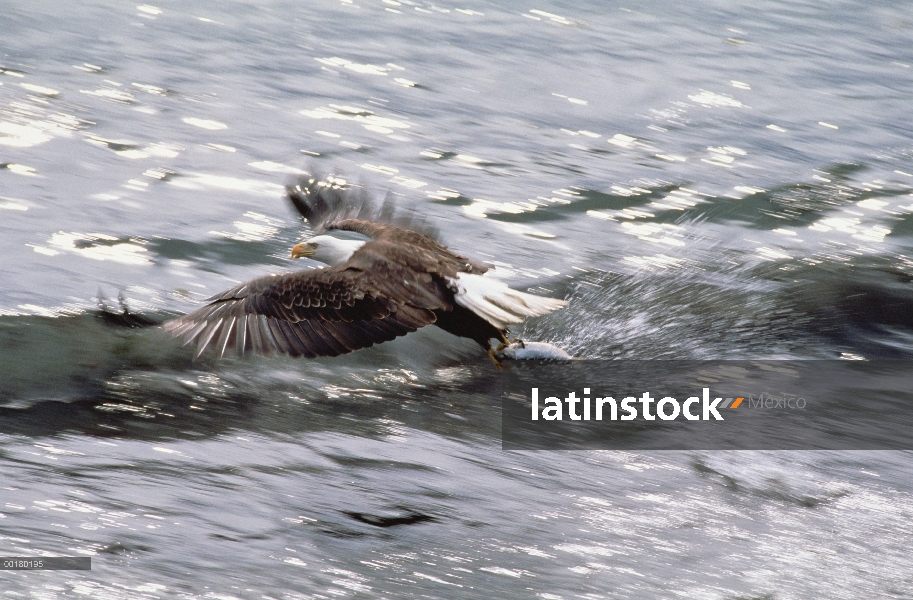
[2,0,913,597]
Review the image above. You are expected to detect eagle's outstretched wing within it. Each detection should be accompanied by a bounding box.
[286,172,443,241]
[163,244,451,359]
[287,171,488,274]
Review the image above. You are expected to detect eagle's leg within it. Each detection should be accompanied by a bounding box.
[486,344,503,370]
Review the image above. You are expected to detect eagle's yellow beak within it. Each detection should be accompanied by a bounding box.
[290,242,315,259]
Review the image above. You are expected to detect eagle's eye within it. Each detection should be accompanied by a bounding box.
[312,243,319,248]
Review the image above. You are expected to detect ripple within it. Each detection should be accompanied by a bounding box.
[301,104,411,136]
[182,117,227,130]
[0,122,53,147]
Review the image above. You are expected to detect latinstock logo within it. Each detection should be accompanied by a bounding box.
[502,361,907,451]
[528,389,807,422]
[530,388,740,422]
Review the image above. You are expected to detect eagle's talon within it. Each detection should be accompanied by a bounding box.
[511,337,526,349]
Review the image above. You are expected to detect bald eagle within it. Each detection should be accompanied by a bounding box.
[163,175,567,366]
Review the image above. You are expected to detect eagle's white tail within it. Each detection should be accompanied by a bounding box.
[447,273,567,330]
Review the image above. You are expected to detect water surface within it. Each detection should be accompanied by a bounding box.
[2,0,913,597]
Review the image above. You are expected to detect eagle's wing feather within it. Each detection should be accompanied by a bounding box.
[286,173,444,242]
[162,247,448,358]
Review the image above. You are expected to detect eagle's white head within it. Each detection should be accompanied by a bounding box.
[290,235,366,265]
